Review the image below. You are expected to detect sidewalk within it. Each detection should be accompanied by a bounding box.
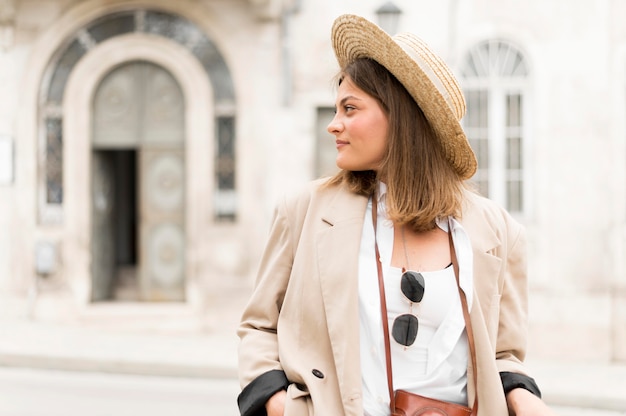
[526,359,626,412]
[0,316,239,379]
[0,290,244,380]
[1,307,625,413]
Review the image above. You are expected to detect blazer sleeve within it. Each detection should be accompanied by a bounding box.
[494,214,532,376]
[237,195,295,415]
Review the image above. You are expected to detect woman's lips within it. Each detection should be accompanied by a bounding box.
[336,139,349,148]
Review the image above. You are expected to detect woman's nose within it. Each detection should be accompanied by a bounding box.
[327,114,342,135]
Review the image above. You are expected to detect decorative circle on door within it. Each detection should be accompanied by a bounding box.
[148,223,184,287]
[146,154,184,212]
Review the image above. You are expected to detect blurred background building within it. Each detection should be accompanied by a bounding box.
[0,0,624,366]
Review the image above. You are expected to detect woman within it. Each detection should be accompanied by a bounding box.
[238,14,556,416]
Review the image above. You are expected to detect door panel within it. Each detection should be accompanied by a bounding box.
[139,149,185,301]
[142,64,185,146]
[92,60,185,302]
[91,151,116,301]
[93,64,141,148]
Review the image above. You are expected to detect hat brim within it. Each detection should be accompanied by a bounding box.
[331,14,477,179]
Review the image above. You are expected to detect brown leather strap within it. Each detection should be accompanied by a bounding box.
[448,223,479,415]
[371,195,396,410]
[371,191,478,415]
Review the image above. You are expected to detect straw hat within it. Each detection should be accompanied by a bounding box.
[331,14,477,179]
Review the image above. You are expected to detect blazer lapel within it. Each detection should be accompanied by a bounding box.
[460,191,503,287]
[316,186,368,407]
[459,193,505,403]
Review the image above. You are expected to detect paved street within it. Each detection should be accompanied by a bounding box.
[1,366,625,416]
[0,367,240,416]
[553,408,626,416]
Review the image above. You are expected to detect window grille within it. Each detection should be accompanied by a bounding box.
[39,9,237,222]
[461,40,530,214]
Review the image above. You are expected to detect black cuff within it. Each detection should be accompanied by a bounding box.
[238,369,290,416]
[499,371,542,398]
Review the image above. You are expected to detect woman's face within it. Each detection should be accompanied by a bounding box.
[327,76,389,172]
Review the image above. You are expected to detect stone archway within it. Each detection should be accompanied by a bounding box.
[91,60,186,302]
[64,34,213,308]
[16,1,246,320]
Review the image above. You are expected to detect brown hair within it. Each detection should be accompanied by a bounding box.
[327,58,464,231]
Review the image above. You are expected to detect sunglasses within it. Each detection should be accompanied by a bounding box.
[392,270,425,346]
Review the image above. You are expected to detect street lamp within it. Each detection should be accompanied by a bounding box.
[375,1,402,35]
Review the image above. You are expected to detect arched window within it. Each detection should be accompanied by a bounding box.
[39,9,236,222]
[460,40,530,214]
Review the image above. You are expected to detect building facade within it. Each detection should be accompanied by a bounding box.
[1,0,625,363]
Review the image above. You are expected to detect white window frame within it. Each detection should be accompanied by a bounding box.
[460,40,532,216]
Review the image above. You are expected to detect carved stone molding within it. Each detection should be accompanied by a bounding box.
[247,0,285,20]
[0,0,16,21]
[0,0,15,50]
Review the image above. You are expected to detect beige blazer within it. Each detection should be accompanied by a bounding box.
[238,179,531,416]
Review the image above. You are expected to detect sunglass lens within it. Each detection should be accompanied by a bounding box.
[401,271,425,303]
[392,314,418,346]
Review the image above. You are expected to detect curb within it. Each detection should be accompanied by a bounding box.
[0,353,238,379]
[528,360,626,413]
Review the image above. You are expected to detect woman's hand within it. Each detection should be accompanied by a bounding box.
[506,388,558,416]
[265,389,287,416]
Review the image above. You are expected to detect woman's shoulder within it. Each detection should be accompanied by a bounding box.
[462,188,500,212]
[276,176,368,222]
[281,177,336,202]
[277,177,346,213]
[461,188,522,231]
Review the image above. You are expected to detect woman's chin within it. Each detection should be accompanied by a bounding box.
[335,158,359,171]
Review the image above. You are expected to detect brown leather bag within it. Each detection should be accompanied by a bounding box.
[372,196,478,416]
[393,389,472,416]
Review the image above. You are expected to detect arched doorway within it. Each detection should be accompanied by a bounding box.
[91,61,185,302]
[30,4,237,308]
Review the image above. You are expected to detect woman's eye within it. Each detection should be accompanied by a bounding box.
[345,105,355,112]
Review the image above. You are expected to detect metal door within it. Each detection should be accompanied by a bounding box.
[139,149,185,300]
[92,61,185,301]
[91,152,116,301]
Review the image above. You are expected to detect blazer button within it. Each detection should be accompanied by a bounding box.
[312,369,324,379]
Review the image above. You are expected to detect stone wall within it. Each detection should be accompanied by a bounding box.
[0,0,625,362]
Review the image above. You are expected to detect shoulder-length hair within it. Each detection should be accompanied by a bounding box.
[327,58,465,231]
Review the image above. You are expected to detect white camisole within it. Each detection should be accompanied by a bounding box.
[359,186,471,416]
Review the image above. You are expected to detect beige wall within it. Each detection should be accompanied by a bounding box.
[1,0,625,362]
